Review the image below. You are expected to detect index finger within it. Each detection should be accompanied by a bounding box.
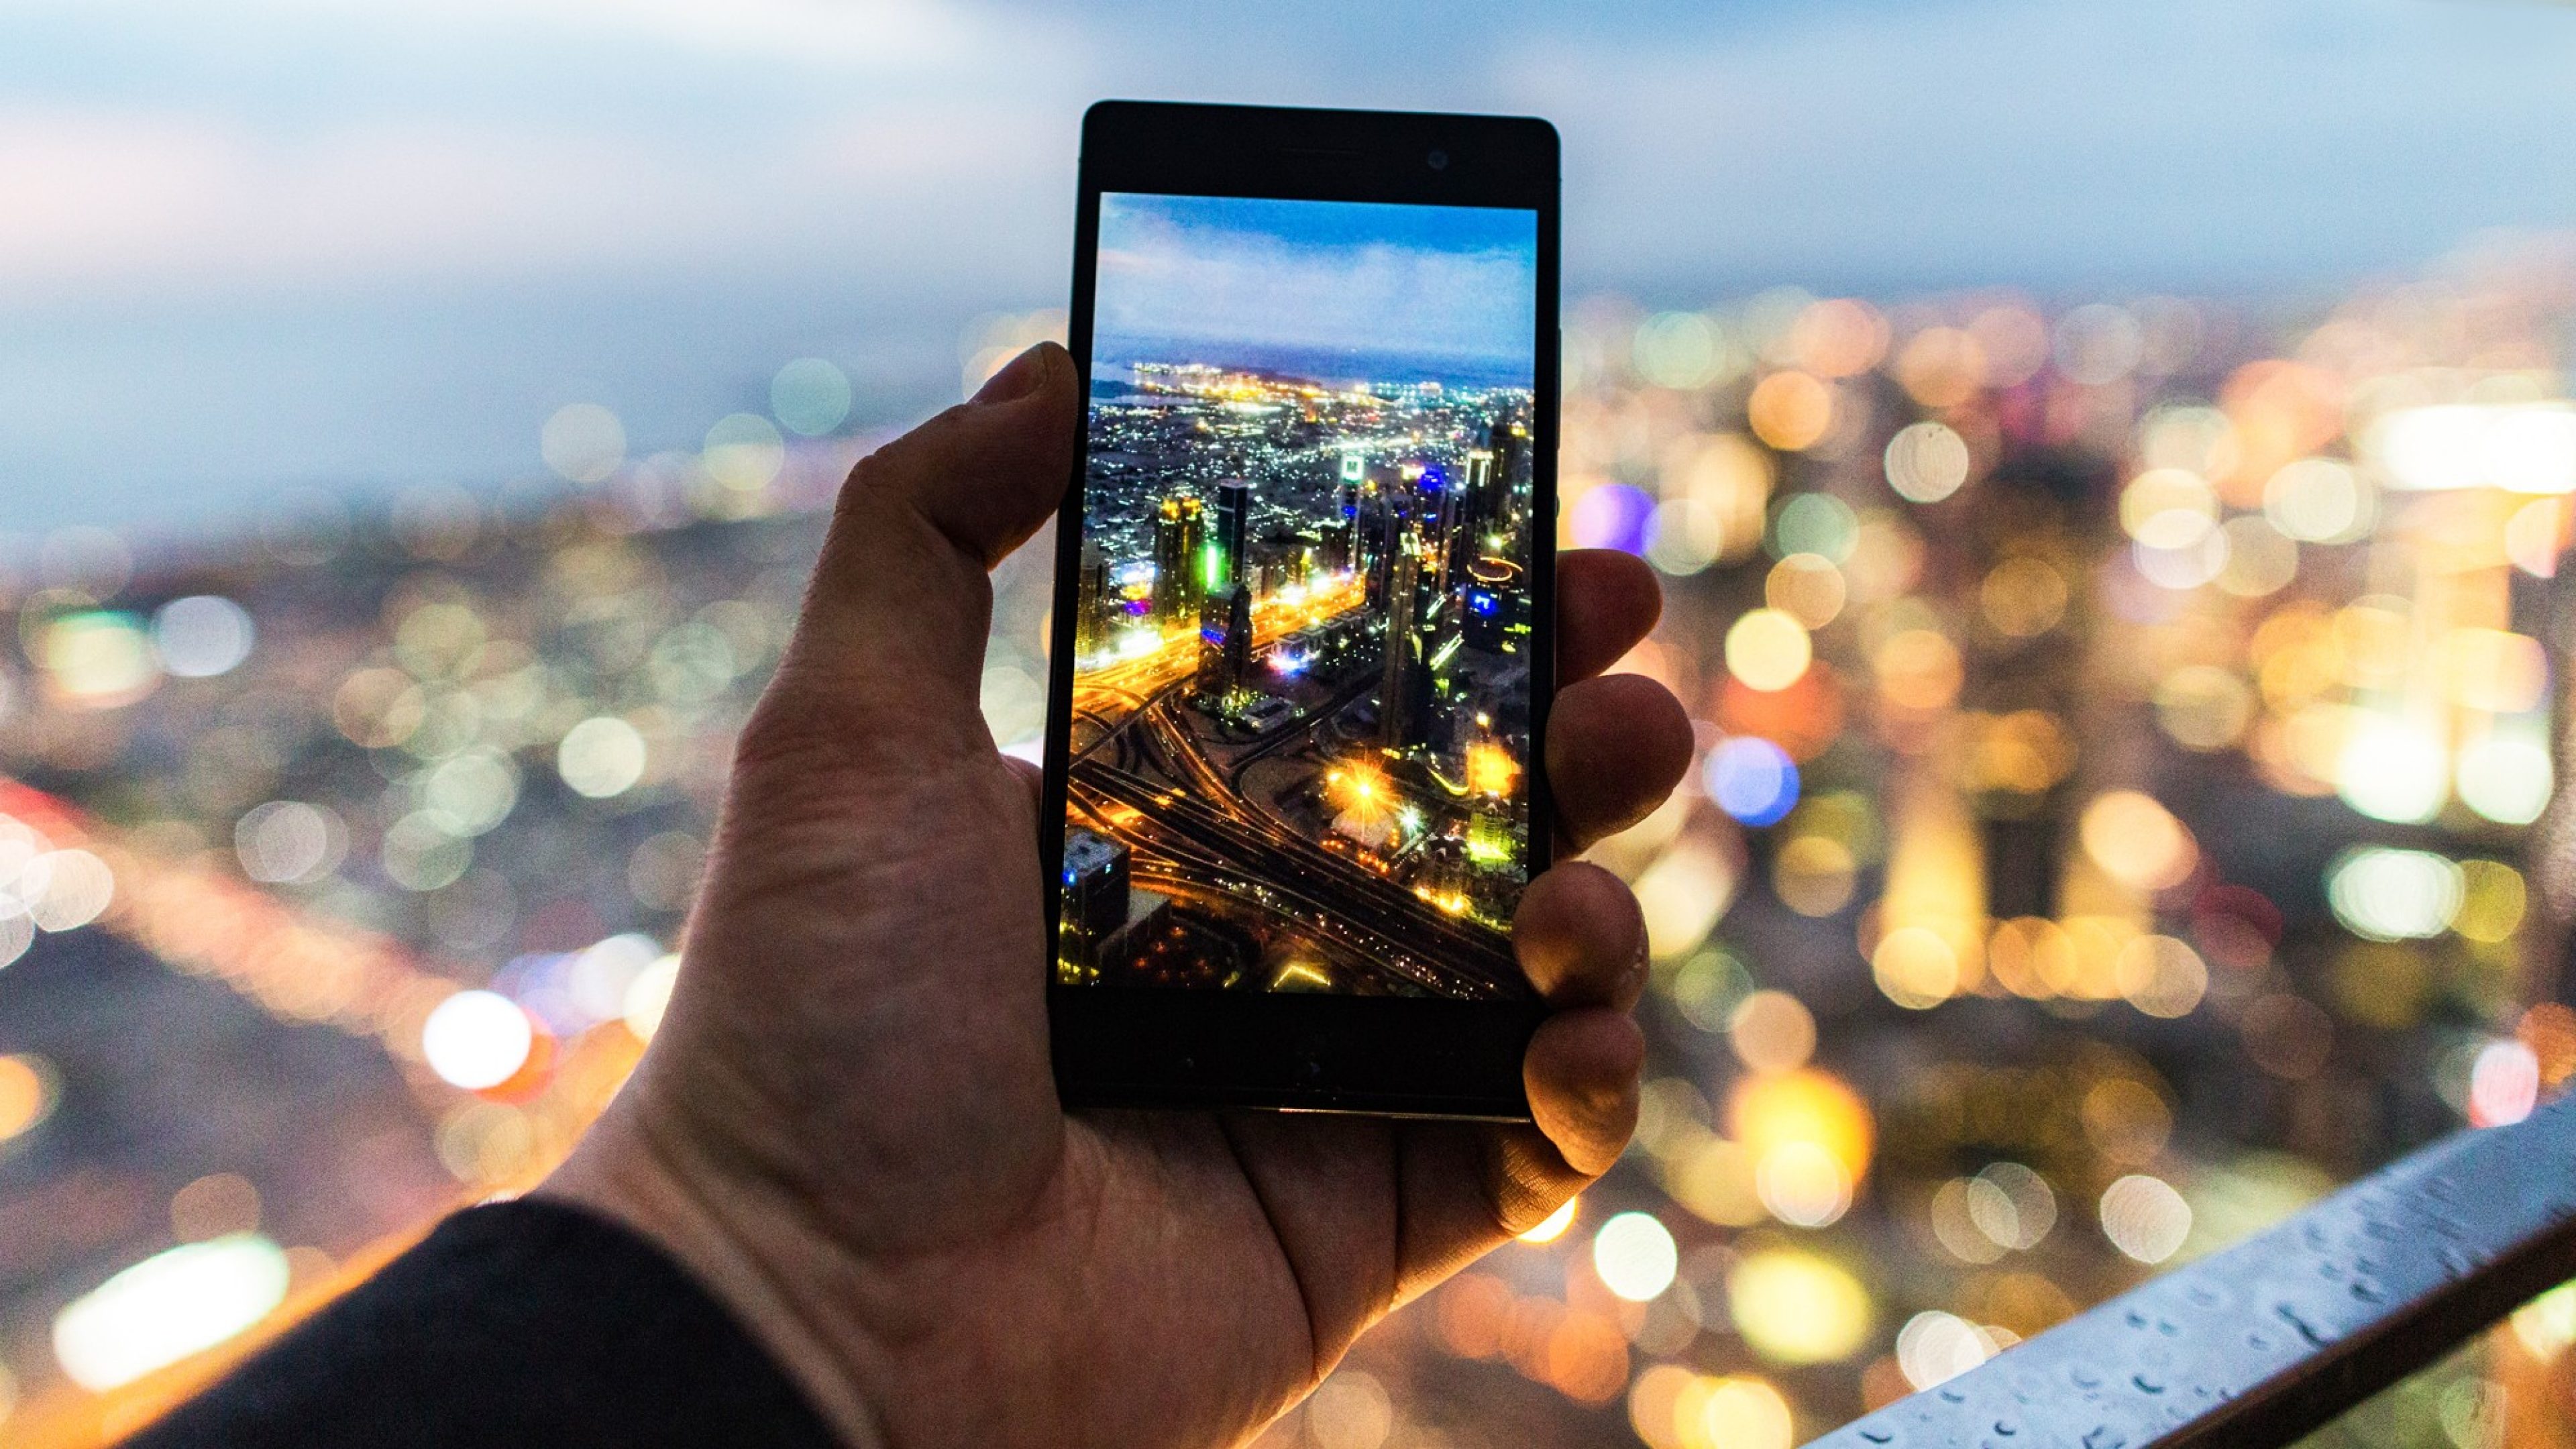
[1557,549,1662,684]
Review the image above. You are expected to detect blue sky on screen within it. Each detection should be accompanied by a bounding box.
[1095,195,1536,381]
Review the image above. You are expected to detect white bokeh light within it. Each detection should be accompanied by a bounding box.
[1592,1211,1679,1302]
[421,989,535,1090]
[152,596,256,678]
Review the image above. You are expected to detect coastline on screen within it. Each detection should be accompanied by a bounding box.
[1058,192,1542,1000]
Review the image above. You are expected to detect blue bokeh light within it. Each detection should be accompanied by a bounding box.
[1703,736,1799,826]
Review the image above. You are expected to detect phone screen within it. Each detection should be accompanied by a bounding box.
[1057,191,1543,1002]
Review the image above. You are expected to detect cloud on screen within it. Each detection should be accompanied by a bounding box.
[1096,195,1536,373]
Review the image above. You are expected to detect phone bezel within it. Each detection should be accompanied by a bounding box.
[1043,100,1560,1120]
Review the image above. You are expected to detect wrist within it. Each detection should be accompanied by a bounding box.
[541,1092,894,1449]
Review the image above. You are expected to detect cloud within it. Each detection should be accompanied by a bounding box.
[1097,212,1536,369]
[0,111,665,286]
[0,0,1083,299]
[0,97,1070,301]
[4,0,997,70]
[10,0,2576,303]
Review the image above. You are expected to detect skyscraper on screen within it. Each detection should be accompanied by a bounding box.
[1214,478,1252,594]
[1152,494,1205,627]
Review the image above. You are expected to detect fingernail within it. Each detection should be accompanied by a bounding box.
[972,343,1051,405]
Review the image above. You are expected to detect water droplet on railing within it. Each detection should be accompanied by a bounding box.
[2071,1366,2103,1389]
[2084,1428,2129,1449]
[2277,1302,2329,1347]
[2133,1374,2165,1395]
[1858,1429,1894,1445]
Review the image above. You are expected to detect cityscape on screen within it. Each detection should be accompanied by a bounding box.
[1059,194,1542,998]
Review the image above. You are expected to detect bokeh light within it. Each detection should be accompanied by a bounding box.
[771,358,854,436]
[2098,1175,2192,1264]
[420,989,536,1091]
[1682,1376,1794,1449]
[42,611,158,706]
[2113,935,2209,1018]
[2469,1040,2540,1127]
[234,801,347,884]
[1764,553,1846,628]
[2263,458,2369,543]
[1634,312,1730,390]
[2326,847,2463,942]
[0,1054,56,1144]
[623,953,683,1042]
[2458,733,2553,825]
[22,849,114,930]
[1728,1249,1872,1364]
[1703,737,1800,827]
[2337,714,2450,824]
[1896,1310,1998,1391]
[1591,1212,1678,1301]
[1519,1195,1578,1245]
[704,413,787,495]
[1883,421,1971,503]
[152,596,256,678]
[2079,790,2197,893]
[559,716,649,798]
[1770,493,1860,563]
[1727,990,1816,1075]
[541,403,627,484]
[1747,372,1832,451]
[52,1234,290,1392]
[1723,610,1811,692]
[1570,482,1654,553]
[1306,1369,1393,1449]
[1633,837,1741,958]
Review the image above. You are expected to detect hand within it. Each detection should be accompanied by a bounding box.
[542,343,1694,1449]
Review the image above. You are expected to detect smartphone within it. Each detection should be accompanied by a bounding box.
[1042,101,1559,1119]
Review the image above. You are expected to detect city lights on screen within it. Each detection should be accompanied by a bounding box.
[1057,195,1542,997]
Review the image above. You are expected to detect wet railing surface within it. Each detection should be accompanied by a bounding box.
[1807,1092,2576,1448]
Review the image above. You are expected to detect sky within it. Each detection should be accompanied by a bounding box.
[1094,195,1538,386]
[5,0,2576,537]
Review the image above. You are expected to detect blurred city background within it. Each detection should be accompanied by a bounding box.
[9,1,2576,1445]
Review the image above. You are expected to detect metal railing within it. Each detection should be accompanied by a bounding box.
[1808,1091,2576,1448]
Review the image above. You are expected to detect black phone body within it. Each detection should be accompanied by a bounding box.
[1042,101,1559,1120]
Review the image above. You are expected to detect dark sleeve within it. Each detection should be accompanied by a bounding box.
[129,1198,842,1448]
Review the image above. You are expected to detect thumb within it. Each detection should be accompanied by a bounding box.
[759,343,1077,766]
